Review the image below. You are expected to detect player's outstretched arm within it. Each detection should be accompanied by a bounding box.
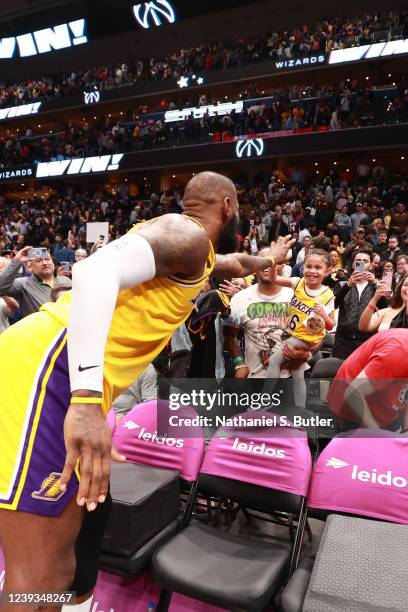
[62,216,210,511]
[213,235,295,278]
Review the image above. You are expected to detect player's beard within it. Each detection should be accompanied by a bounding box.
[217,215,240,254]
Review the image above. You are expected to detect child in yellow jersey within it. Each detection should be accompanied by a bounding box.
[265,249,335,407]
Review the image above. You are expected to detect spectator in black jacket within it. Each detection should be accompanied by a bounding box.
[333,249,385,360]
[374,230,389,259]
[342,229,372,268]
[315,199,334,231]
[268,206,289,241]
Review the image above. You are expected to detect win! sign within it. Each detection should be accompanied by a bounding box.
[0,19,87,59]
[36,155,124,178]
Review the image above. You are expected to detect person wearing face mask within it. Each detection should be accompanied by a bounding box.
[0,246,71,318]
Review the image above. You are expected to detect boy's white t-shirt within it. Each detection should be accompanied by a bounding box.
[226,283,293,377]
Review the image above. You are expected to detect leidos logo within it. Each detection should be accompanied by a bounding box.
[133,0,176,29]
[84,89,100,105]
[36,154,123,178]
[123,420,139,430]
[232,437,285,458]
[326,457,349,469]
[351,466,408,488]
[327,457,408,488]
[133,425,184,448]
[235,138,264,159]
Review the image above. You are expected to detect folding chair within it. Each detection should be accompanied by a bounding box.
[281,429,408,612]
[152,411,312,611]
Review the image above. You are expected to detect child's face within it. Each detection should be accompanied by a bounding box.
[304,255,328,288]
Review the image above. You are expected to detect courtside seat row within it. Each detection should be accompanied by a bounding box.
[102,401,408,611]
[103,401,313,610]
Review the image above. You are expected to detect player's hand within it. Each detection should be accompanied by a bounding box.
[14,246,32,264]
[235,366,250,379]
[219,280,241,297]
[270,235,296,264]
[60,403,113,511]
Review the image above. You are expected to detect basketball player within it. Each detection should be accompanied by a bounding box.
[0,172,294,610]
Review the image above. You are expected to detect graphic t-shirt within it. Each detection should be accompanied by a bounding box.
[228,283,293,377]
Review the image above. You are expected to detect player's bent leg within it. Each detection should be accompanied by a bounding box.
[0,496,83,612]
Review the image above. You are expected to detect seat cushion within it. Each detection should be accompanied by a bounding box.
[102,462,180,557]
[281,555,315,612]
[100,520,179,576]
[152,522,292,611]
[303,515,408,612]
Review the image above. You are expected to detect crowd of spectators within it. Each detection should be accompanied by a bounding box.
[1,165,408,422]
[1,8,407,109]
[1,164,407,270]
[1,77,407,167]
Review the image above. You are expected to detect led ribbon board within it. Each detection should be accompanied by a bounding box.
[275,54,326,70]
[165,101,244,123]
[0,102,42,121]
[329,39,408,64]
[0,166,34,182]
[0,19,87,59]
[235,138,264,158]
[133,1,176,29]
[36,154,124,178]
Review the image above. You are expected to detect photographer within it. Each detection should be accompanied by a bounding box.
[332,249,382,360]
[0,246,71,318]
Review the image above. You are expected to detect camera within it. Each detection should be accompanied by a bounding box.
[28,247,49,260]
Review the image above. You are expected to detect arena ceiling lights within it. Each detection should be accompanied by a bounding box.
[0,19,88,59]
[132,0,176,29]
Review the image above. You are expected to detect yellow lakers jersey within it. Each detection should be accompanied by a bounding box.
[288,278,334,345]
[41,218,215,410]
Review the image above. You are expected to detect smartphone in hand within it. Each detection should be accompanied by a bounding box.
[382,269,393,298]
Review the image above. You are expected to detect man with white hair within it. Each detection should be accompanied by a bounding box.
[75,248,88,263]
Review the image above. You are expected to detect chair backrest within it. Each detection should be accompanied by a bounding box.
[307,429,408,524]
[310,357,343,379]
[112,400,205,481]
[199,410,312,513]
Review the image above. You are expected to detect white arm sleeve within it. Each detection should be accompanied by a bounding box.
[68,234,156,393]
